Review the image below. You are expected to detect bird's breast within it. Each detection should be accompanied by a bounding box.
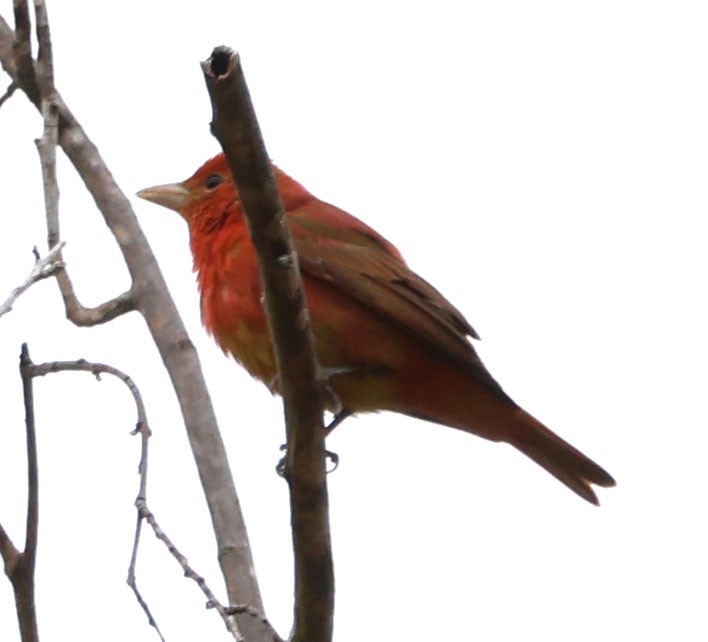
[202,282,278,386]
[195,230,278,387]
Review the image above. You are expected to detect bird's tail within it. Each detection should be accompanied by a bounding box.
[506,409,615,505]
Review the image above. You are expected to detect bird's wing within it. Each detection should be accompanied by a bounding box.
[289,206,510,399]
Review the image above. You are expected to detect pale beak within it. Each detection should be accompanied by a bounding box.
[136,183,191,213]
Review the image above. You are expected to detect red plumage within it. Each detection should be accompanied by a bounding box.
[138,154,615,504]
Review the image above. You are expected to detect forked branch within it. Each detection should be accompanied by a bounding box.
[0,8,269,639]
[7,346,270,642]
[0,242,65,319]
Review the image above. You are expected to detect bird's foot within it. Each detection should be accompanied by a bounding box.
[275,443,340,477]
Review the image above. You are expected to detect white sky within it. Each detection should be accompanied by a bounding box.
[1,1,706,640]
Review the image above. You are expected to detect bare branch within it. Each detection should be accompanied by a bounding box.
[12,1,30,56]
[23,348,168,640]
[0,79,16,107]
[32,0,52,94]
[3,11,132,326]
[31,15,138,327]
[0,353,40,641]
[60,287,138,325]
[19,346,252,641]
[0,31,266,637]
[0,242,65,318]
[0,522,21,578]
[202,47,334,642]
[0,16,17,76]
[0,344,43,642]
[127,514,166,642]
[18,346,39,578]
[11,1,38,105]
[25,353,148,406]
[34,95,138,327]
[136,499,270,642]
[1,12,273,640]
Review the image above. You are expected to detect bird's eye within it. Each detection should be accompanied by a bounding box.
[205,174,224,189]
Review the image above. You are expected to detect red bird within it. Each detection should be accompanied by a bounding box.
[138,153,614,504]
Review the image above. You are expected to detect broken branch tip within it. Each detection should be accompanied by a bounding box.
[202,46,240,79]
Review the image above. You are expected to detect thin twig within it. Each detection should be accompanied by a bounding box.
[126,430,165,642]
[38,97,137,327]
[36,87,137,327]
[202,47,333,642]
[31,9,138,327]
[0,242,65,319]
[23,351,255,641]
[22,348,168,640]
[37,89,139,327]
[127,399,165,642]
[0,79,16,107]
[127,512,165,642]
[136,500,245,642]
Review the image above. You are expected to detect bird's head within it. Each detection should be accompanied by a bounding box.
[137,153,238,230]
[137,153,311,232]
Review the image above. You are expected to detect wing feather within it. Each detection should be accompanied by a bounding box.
[289,206,509,399]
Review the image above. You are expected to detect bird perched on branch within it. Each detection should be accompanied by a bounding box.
[138,153,615,504]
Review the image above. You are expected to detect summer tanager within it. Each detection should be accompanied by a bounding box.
[138,153,614,504]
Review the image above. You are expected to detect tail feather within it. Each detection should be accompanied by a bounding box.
[507,409,615,505]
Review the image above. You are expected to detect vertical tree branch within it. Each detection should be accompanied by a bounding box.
[19,346,39,587]
[0,344,44,642]
[0,345,47,642]
[11,0,38,105]
[202,47,334,642]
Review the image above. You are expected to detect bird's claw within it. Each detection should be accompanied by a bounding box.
[275,442,288,477]
[276,444,340,477]
[325,449,340,472]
